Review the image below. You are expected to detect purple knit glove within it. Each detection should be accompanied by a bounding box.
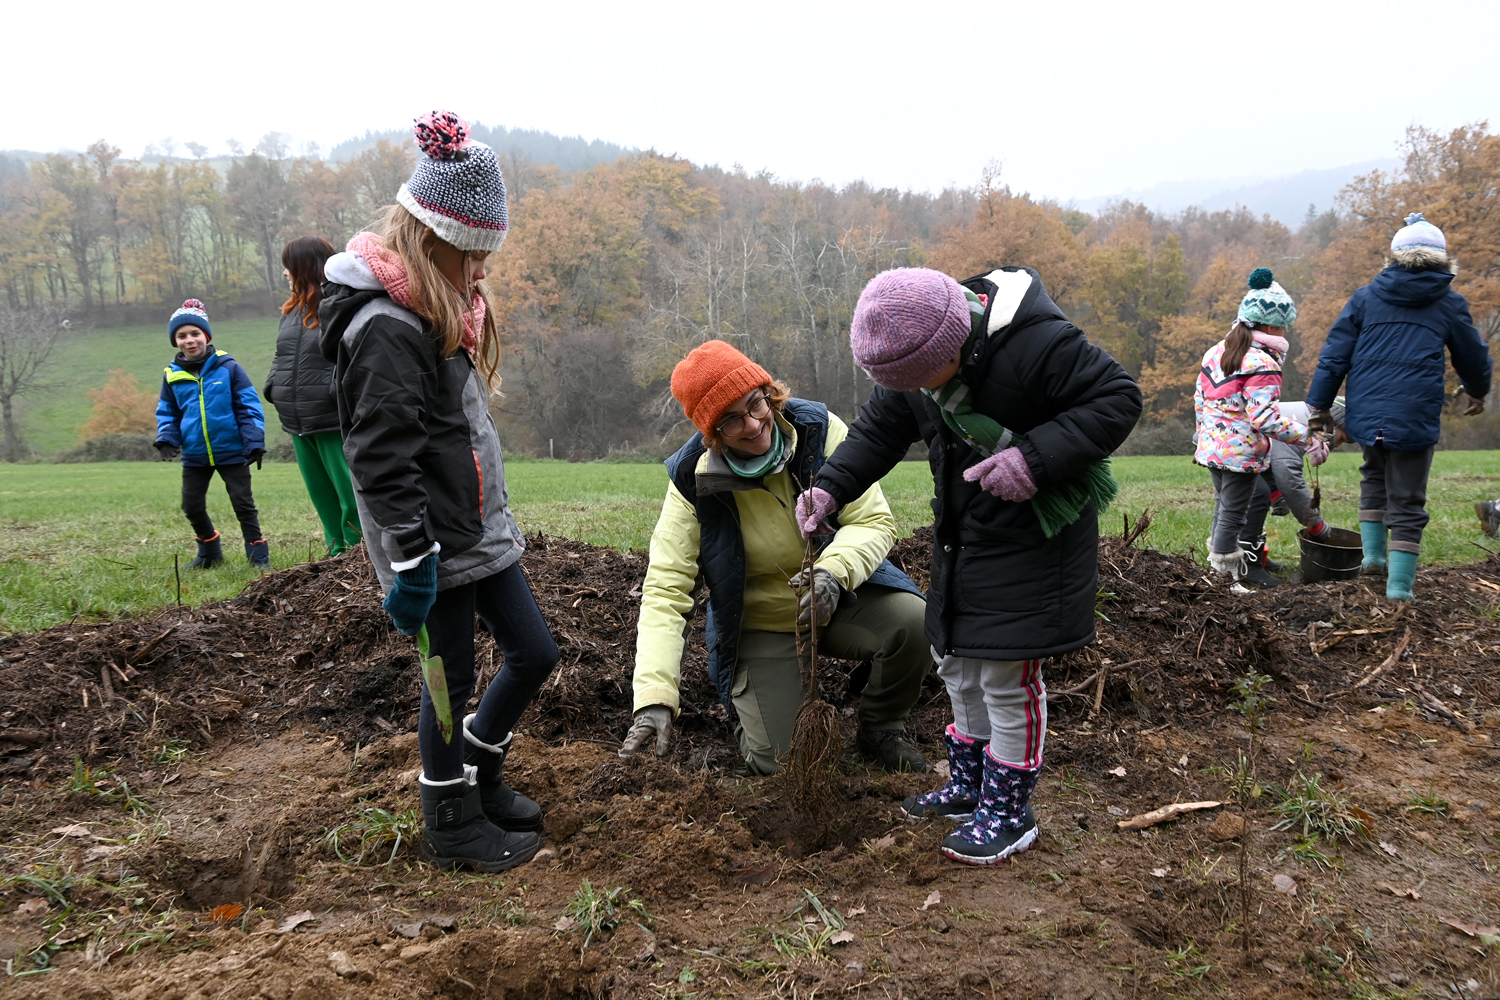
[795,487,839,538]
[963,448,1037,501]
[1304,437,1330,467]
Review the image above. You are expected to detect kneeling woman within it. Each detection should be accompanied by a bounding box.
[320,112,557,872]
[620,341,928,774]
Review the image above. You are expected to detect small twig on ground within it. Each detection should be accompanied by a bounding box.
[1352,626,1412,689]
[1409,680,1471,733]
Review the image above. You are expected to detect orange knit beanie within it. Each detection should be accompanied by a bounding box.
[670,341,771,438]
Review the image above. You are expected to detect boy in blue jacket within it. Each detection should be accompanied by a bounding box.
[154,299,271,569]
[1306,215,1492,601]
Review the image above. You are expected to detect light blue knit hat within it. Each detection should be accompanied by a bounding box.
[1238,268,1296,328]
[1390,212,1445,253]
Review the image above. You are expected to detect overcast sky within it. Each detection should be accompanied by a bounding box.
[6,0,1497,201]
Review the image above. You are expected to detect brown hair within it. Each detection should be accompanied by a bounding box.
[378,203,501,387]
[702,378,791,453]
[1220,320,1258,374]
[280,236,336,329]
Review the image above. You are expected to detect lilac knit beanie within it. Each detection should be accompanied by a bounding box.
[849,268,972,391]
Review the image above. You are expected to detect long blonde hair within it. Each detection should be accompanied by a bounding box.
[378,203,501,386]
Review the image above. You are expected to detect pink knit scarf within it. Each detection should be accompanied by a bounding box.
[348,231,484,354]
[1252,331,1289,356]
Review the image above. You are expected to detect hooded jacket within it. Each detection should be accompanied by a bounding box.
[1306,264,1492,450]
[813,267,1142,661]
[264,305,341,437]
[1192,333,1308,473]
[155,350,265,467]
[318,250,523,593]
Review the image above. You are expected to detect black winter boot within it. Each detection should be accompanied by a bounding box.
[189,532,224,569]
[418,770,539,873]
[1238,539,1282,589]
[463,715,543,831]
[1255,533,1287,574]
[856,728,928,772]
[245,539,270,570]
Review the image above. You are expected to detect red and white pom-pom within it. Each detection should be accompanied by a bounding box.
[413,111,470,161]
[182,298,205,310]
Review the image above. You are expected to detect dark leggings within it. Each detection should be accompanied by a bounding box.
[181,463,262,543]
[418,562,560,781]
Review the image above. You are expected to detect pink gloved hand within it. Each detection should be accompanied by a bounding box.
[1304,437,1330,467]
[795,487,839,538]
[963,447,1037,501]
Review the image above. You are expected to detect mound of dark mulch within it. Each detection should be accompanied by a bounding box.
[1,521,1496,780]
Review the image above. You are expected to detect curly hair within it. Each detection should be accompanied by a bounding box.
[702,378,791,453]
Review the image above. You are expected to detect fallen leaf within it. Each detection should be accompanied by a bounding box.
[209,903,244,923]
[1107,766,1127,777]
[84,844,123,862]
[277,910,315,934]
[1150,868,1170,878]
[921,891,942,911]
[1272,874,1298,896]
[16,897,47,916]
[1379,883,1420,900]
[845,906,866,918]
[1378,841,1400,858]
[553,915,578,932]
[1177,755,1189,767]
[866,834,896,851]
[1116,800,1222,830]
[50,823,94,839]
[1440,916,1500,946]
[1106,805,1126,816]
[830,930,854,945]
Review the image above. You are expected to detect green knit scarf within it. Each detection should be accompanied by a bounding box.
[921,289,1119,538]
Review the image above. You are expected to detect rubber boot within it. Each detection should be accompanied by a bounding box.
[189,532,224,569]
[246,539,270,570]
[902,724,983,821]
[1359,521,1388,575]
[1386,550,1417,602]
[1238,539,1282,589]
[462,714,543,832]
[418,769,540,873]
[940,747,1040,866]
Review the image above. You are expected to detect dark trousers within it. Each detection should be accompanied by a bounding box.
[181,463,262,544]
[1359,443,1436,553]
[1208,468,1260,555]
[419,562,560,781]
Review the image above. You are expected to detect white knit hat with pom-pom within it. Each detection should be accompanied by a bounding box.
[396,111,509,252]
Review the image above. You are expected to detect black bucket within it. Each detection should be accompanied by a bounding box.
[1299,526,1363,583]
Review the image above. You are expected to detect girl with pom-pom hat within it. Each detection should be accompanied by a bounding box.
[319,111,555,874]
[1305,214,1492,601]
[1193,269,1325,590]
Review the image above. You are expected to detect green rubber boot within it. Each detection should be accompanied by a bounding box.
[1359,521,1387,575]
[1386,550,1417,602]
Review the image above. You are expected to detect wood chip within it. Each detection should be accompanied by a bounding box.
[276,910,315,933]
[1107,766,1127,777]
[830,930,854,944]
[920,891,941,910]
[1116,800,1222,830]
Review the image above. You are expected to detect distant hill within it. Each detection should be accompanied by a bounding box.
[329,123,637,173]
[1074,159,1401,226]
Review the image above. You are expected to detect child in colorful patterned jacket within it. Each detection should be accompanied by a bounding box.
[1193,269,1327,586]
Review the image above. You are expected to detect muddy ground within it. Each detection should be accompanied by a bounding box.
[0,521,1498,999]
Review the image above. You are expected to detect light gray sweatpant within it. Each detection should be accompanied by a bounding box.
[934,652,1046,770]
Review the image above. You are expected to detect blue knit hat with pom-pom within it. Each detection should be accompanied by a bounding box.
[1238,267,1296,328]
[167,298,212,345]
[395,110,508,253]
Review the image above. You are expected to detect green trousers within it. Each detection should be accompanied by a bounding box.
[732,585,929,775]
[291,431,362,555]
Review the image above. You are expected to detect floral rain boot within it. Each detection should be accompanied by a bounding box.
[902,724,983,821]
[940,747,1040,865]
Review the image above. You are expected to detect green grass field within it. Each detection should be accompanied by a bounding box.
[15,316,283,458]
[2,452,1498,635]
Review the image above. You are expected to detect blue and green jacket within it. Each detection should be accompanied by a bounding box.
[155,350,265,467]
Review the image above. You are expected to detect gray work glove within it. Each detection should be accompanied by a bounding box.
[1306,407,1333,436]
[1459,389,1485,417]
[619,704,673,758]
[788,566,841,628]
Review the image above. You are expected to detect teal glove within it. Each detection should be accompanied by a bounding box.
[383,554,437,635]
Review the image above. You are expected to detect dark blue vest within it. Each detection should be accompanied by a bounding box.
[663,397,923,708]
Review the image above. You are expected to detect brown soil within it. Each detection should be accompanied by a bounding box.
[1,524,1498,998]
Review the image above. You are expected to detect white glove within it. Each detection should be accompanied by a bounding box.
[788,566,840,628]
[619,705,673,758]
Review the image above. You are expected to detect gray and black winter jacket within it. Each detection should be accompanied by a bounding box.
[318,252,524,593]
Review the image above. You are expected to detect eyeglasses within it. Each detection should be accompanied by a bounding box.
[715,391,773,437]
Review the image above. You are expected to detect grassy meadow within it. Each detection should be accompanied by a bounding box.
[14,316,284,458]
[2,451,1498,635]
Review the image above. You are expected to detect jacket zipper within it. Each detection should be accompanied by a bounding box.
[196,374,214,466]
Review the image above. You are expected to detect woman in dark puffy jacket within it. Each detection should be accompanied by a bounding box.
[264,237,362,555]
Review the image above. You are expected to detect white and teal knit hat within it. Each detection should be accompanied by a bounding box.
[1238,268,1296,329]
[395,111,509,253]
[1391,213,1445,254]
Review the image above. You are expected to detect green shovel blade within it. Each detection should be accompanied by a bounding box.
[416,625,453,744]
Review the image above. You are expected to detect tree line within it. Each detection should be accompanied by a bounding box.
[2,123,1496,459]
